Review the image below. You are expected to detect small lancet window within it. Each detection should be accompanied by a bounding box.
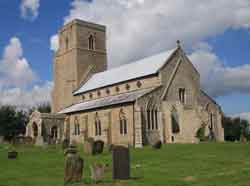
[95,113,102,136]
[119,109,128,135]
[65,37,69,50]
[88,35,95,50]
[179,88,185,104]
[74,116,80,135]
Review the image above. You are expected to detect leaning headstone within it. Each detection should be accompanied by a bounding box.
[83,138,94,155]
[90,163,109,184]
[8,150,18,159]
[62,139,70,150]
[152,140,162,149]
[93,140,104,155]
[64,145,84,186]
[112,145,130,180]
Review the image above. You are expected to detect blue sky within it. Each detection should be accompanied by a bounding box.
[0,0,249,118]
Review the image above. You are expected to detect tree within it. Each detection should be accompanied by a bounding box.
[0,106,28,140]
[223,116,250,141]
[29,102,51,114]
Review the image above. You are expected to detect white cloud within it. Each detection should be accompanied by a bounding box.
[50,34,59,51]
[0,37,51,108]
[0,37,37,88]
[189,43,250,97]
[58,0,250,67]
[49,0,250,98]
[20,0,40,20]
[0,81,53,109]
[232,112,250,122]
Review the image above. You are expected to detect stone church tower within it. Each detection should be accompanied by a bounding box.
[52,19,107,113]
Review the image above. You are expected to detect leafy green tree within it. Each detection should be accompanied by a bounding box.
[29,102,51,114]
[0,106,28,140]
[223,116,250,141]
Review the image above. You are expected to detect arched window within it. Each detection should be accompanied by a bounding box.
[65,37,69,50]
[74,116,80,135]
[119,109,128,135]
[95,113,102,136]
[88,35,95,50]
[145,97,158,131]
[171,108,180,133]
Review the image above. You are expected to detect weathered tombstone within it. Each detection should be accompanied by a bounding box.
[112,145,130,180]
[108,144,114,152]
[62,139,70,150]
[152,140,162,149]
[24,137,33,145]
[8,150,18,159]
[93,140,104,155]
[83,138,94,155]
[64,145,84,186]
[0,136,4,144]
[90,163,109,184]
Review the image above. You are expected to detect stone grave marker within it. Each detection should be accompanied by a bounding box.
[64,145,84,186]
[93,140,104,155]
[152,140,162,149]
[62,139,70,150]
[8,150,18,159]
[84,138,94,155]
[112,145,130,180]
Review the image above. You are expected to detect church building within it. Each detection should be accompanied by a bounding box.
[26,19,224,147]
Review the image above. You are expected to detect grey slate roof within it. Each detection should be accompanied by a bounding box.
[59,88,155,114]
[74,47,177,95]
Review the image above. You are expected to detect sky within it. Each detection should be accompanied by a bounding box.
[0,0,249,120]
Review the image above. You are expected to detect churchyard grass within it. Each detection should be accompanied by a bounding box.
[0,143,250,186]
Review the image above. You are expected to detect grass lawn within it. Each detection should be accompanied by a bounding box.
[0,143,250,186]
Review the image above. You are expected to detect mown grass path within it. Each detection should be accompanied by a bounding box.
[0,143,250,186]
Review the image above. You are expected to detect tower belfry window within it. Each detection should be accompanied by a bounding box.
[179,88,185,104]
[88,35,95,50]
[65,37,69,50]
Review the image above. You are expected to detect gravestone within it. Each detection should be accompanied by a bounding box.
[90,163,109,183]
[93,140,104,155]
[62,139,70,150]
[24,137,33,145]
[0,136,3,144]
[84,138,94,155]
[152,140,162,149]
[8,151,18,159]
[112,145,130,180]
[64,145,84,186]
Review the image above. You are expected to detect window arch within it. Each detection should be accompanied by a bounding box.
[74,116,80,135]
[95,113,102,136]
[146,97,159,130]
[171,108,180,133]
[88,34,95,50]
[119,109,128,135]
[65,37,69,50]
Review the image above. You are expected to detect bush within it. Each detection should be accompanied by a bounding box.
[196,126,206,142]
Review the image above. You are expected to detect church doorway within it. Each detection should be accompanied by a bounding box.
[51,126,58,140]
